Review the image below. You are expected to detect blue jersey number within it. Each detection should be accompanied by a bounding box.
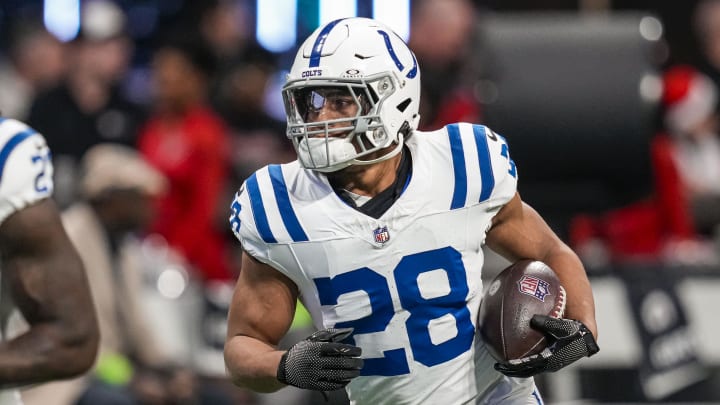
[500,143,517,178]
[30,152,51,193]
[229,193,242,238]
[313,246,475,376]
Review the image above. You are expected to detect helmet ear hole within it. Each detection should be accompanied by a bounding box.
[396,98,412,113]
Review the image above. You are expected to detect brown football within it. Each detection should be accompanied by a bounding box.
[478,260,566,362]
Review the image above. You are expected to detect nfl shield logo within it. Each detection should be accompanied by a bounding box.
[373,226,390,244]
[517,276,551,302]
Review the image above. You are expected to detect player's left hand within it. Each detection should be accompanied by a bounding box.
[494,315,599,378]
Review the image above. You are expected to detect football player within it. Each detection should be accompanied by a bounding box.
[225,17,598,404]
[0,118,98,404]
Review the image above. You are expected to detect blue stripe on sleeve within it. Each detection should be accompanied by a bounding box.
[532,389,544,404]
[268,164,308,242]
[447,124,467,209]
[0,128,36,183]
[309,19,345,68]
[473,125,495,202]
[246,173,277,243]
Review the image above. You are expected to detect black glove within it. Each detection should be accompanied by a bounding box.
[277,328,363,391]
[494,315,599,378]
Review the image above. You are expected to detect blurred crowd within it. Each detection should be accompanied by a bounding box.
[2,0,720,404]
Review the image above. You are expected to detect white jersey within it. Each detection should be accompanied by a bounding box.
[0,118,53,405]
[231,123,537,404]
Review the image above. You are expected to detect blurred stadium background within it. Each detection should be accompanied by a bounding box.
[2,0,720,403]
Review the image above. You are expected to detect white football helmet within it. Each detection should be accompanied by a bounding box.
[282,17,421,172]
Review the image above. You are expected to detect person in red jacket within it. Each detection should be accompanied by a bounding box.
[663,65,720,236]
[138,34,233,281]
[570,66,718,265]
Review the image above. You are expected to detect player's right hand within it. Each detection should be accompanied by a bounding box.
[277,327,363,391]
[494,315,599,378]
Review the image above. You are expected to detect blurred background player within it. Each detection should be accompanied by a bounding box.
[0,117,99,404]
[225,17,598,404]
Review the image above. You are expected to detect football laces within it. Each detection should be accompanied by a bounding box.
[550,285,567,318]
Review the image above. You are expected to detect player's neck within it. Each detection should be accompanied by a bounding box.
[327,150,403,197]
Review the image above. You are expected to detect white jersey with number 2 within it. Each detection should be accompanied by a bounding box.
[231,123,543,404]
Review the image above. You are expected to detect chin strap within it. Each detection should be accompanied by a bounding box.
[350,133,405,167]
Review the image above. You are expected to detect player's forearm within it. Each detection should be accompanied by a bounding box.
[542,246,598,338]
[224,335,286,393]
[0,321,98,385]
